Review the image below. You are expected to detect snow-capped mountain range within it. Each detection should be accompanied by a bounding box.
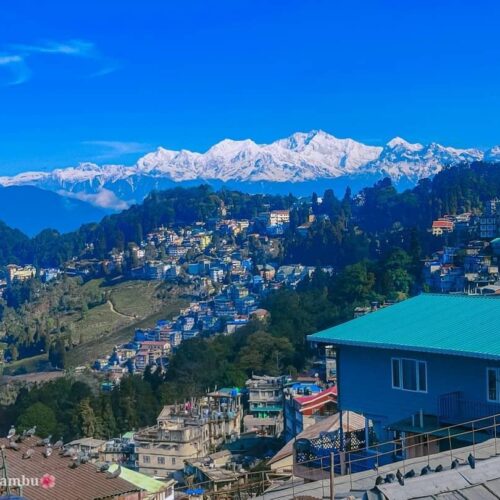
[1,130,498,208]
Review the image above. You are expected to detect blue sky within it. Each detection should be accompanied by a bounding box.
[0,0,499,174]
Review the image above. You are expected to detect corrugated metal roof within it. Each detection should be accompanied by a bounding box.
[308,294,500,360]
[0,436,141,500]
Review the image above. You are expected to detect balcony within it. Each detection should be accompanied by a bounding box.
[439,392,500,426]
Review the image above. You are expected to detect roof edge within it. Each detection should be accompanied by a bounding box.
[307,336,500,362]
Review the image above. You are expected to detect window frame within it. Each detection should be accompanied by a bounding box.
[391,357,428,394]
[487,367,500,403]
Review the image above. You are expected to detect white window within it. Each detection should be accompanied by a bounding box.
[487,368,500,402]
[392,358,427,393]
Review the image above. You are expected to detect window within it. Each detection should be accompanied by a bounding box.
[392,358,427,393]
[143,455,151,464]
[487,368,500,402]
[392,359,400,388]
[157,457,165,465]
[172,457,176,465]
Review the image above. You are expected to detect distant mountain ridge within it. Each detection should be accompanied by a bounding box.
[1,131,498,208]
[0,186,111,236]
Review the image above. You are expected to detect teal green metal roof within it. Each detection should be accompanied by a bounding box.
[108,464,173,492]
[308,294,500,360]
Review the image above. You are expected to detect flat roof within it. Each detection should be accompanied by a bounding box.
[308,294,500,360]
[108,464,174,492]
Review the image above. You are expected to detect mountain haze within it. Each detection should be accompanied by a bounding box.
[0,186,111,236]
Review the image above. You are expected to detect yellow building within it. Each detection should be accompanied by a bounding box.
[6,264,36,284]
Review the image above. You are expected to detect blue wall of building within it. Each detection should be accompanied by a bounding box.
[337,345,500,441]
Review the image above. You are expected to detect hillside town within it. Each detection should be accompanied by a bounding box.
[2,0,500,497]
[1,195,500,498]
[426,199,500,293]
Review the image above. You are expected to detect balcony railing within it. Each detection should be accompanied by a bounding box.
[439,391,500,425]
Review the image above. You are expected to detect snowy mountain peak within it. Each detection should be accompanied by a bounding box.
[485,146,500,162]
[386,137,424,151]
[1,131,498,208]
[277,130,326,151]
[206,138,259,156]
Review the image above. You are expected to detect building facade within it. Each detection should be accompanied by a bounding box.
[135,390,242,478]
[244,375,287,437]
[309,294,500,457]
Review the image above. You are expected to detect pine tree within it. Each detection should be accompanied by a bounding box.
[78,398,98,437]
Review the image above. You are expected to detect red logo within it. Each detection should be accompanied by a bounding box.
[40,474,56,489]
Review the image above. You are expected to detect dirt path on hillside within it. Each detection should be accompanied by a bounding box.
[107,300,136,319]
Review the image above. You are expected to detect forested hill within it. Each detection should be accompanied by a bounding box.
[0,186,293,267]
[355,161,500,232]
[0,162,499,268]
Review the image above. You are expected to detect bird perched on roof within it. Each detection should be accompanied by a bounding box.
[7,439,21,451]
[43,446,52,458]
[468,453,476,469]
[385,473,396,483]
[421,465,431,475]
[98,462,110,473]
[36,435,52,447]
[22,448,34,459]
[7,426,16,440]
[375,476,384,486]
[106,465,121,479]
[63,446,76,457]
[69,457,81,469]
[451,458,460,469]
[8,440,20,451]
[435,464,444,472]
[396,469,404,486]
[26,425,36,437]
[16,430,27,443]
[53,437,64,450]
[404,469,415,479]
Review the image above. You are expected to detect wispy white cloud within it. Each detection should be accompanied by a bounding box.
[0,39,118,85]
[83,140,150,160]
[57,188,129,211]
[88,62,121,79]
[9,39,97,57]
[0,54,31,85]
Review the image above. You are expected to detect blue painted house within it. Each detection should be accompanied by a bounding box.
[308,294,500,455]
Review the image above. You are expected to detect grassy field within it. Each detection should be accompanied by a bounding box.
[60,280,169,345]
[108,281,162,317]
[65,296,188,368]
[2,353,49,376]
[2,277,191,372]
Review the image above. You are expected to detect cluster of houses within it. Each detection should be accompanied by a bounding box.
[423,238,500,294]
[0,209,291,290]
[431,198,500,239]
[9,292,500,498]
[65,371,341,495]
[93,254,328,380]
[425,199,500,294]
